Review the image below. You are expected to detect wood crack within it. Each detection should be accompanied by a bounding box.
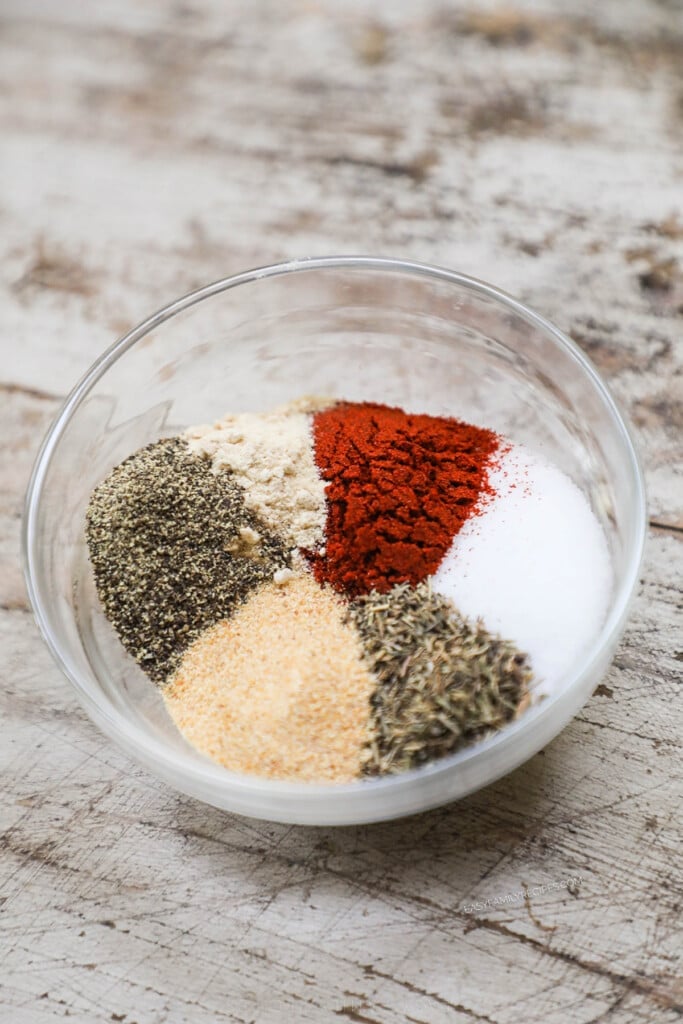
[576,715,681,747]
[334,1006,384,1024]
[454,912,682,1013]
[649,519,683,536]
[323,153,436,183]
[0,381,63,403]
[361,964,500,1023]
[0,601,31,614]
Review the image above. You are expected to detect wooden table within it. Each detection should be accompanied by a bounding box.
[2,2,681,1021]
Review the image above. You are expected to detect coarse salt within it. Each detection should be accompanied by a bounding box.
[431,444,612,696]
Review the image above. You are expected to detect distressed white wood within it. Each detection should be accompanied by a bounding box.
[1,2,681,1022]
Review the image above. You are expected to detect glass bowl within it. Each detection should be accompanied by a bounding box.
[23,257,646,825]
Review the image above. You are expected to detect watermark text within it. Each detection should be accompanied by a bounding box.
[462,875,582,914]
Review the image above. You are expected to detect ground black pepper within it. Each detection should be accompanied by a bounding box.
[85,437,289,683]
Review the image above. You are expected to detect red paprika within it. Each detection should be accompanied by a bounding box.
[307,402,499,597]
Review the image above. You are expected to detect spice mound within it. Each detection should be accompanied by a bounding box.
[85,397,611,782]
[350,582,531,776]
[308,402,498,596]
[165,572,376,783]
[85,437,288,683]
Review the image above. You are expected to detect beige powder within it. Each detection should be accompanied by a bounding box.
[163,572,376,783]
[185,398,334,550]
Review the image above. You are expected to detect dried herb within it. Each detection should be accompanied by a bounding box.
[86,437,289,684]
[350,581,532,775]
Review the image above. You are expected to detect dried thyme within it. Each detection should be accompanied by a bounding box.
[349,581,532,776]
[85,437,289,683]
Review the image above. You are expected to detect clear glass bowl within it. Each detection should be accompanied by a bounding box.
[23,257,646,825]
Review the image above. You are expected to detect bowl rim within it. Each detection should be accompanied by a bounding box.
[22,255,647,822]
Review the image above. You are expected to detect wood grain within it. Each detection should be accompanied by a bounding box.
[1,2,681,1022]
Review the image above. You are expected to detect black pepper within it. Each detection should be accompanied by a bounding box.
[85,437,289,684]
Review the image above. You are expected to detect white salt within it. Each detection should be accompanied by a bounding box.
[431,445,612,696]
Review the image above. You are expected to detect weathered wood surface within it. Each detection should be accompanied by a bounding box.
[1,1,681,1021]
